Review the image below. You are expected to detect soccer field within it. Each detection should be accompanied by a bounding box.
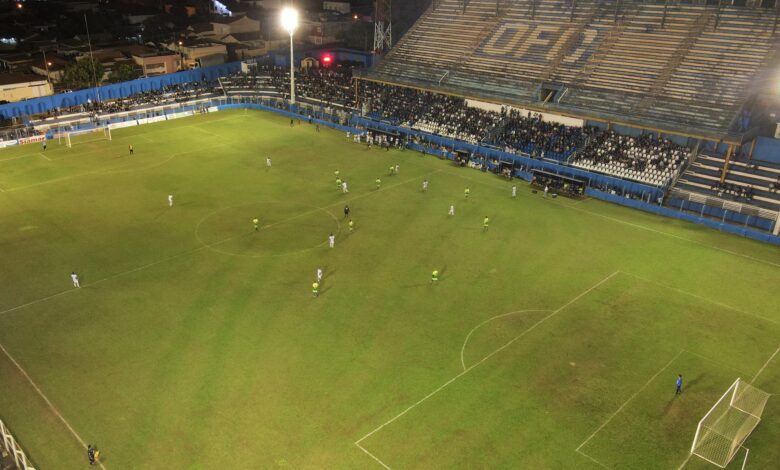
[0,109,778,469]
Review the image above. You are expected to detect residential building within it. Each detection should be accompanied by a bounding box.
[0,73,53,102]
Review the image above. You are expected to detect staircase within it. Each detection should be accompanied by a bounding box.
[631,8,715,117]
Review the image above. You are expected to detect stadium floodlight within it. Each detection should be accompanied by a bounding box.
[281,7,298,106]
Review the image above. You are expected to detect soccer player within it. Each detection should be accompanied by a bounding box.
[343,205,350,219]
[346,131,351,141]
[483,216,489,231]
[128,144,134,155]
[676,374,683,395]
[316,268,323,283]
[253,218,259,231]
[464,187,471,199]
[168,194,173,207]
[431,270,439,283]
[328,233,335,248]
[544,185,549,198]
[388,166,394,176]
[336,177,342,190]
[375,177,381,189]
[87,445,98,465]
[316,124,320,133]
[512,185,517,198]
[335,170,340,178]
[395,164,399,174]
[448,205,455,216]
[342,181,348,193]
[349,219,354,232]
[42,140,47,151]
[312,281,319,297]
[71,271,80,288]
[290,118,294,127]
[422,179,429,192]
[266,157,272,167]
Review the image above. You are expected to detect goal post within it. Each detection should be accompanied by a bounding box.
[65,127,111,148]
[0,418,36,470]
[690,378,770,468]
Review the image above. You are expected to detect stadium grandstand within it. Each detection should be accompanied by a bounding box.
[7,51,780,235]
[365,0,780,140]
[2,2,780,469]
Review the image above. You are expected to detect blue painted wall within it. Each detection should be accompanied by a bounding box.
[0,62,241,120]
[751,136,780,165]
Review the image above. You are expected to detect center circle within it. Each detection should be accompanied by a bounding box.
[196,201,340,257]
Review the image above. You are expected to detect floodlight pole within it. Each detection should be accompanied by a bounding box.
[289,31,295,107]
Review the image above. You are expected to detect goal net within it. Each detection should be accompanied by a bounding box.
[690,378,770,468]
[64,127,111,148]
[0,418,36,470]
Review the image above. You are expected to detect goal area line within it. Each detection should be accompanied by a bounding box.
[354,270,776,469]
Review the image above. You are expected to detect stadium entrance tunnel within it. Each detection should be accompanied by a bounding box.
[195,201,340,257]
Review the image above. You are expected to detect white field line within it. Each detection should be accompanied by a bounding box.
[570,205,780,270]
[678,345,776,470]
[2,144,206,193]
[751,345,780,384]
[576,448,609,469]
[460,309,552,371]
[677,453,694,469]
[682,349,752,378]
[0,170,437,318]
[355,271,620,466]
[195,169,441,258]
[0,153,38,163]
[38,152,52,162]
[355,442,392,469]
[0,113,248,193]
[576,350,685,454]
[0,342,108,470]
[439,169,780,270]
[620,271,778,326]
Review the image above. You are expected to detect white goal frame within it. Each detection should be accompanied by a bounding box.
[65,127,111,148]
[0,418,36,470]
[690,378,770,468]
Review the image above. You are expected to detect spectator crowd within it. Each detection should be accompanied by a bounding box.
[3,63,693,187]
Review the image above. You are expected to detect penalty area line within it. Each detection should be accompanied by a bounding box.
[355,442,392,470]
[575,350,684,460]
[355,271,619,467]
[0,342,107,470]
[751,345,780,384]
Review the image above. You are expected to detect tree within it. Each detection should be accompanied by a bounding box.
[109,64,142,83]
[62,58,104,91]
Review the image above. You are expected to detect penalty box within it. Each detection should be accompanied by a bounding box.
[355,273,779,469]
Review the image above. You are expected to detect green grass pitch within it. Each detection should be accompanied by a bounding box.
[0,109,778,469]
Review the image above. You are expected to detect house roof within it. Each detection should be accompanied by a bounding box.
[189,23,214,33]
[0,73,47,86]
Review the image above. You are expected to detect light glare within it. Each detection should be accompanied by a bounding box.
[281,8,298,34]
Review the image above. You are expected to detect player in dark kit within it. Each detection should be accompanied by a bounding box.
[87,445,99,465]
[344,205,350,219]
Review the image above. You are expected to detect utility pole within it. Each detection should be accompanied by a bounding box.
[84,13,101,102]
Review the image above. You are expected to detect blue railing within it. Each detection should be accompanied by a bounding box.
[5,94,778,245]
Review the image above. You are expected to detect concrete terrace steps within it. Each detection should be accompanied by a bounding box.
[370,0,780,136]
